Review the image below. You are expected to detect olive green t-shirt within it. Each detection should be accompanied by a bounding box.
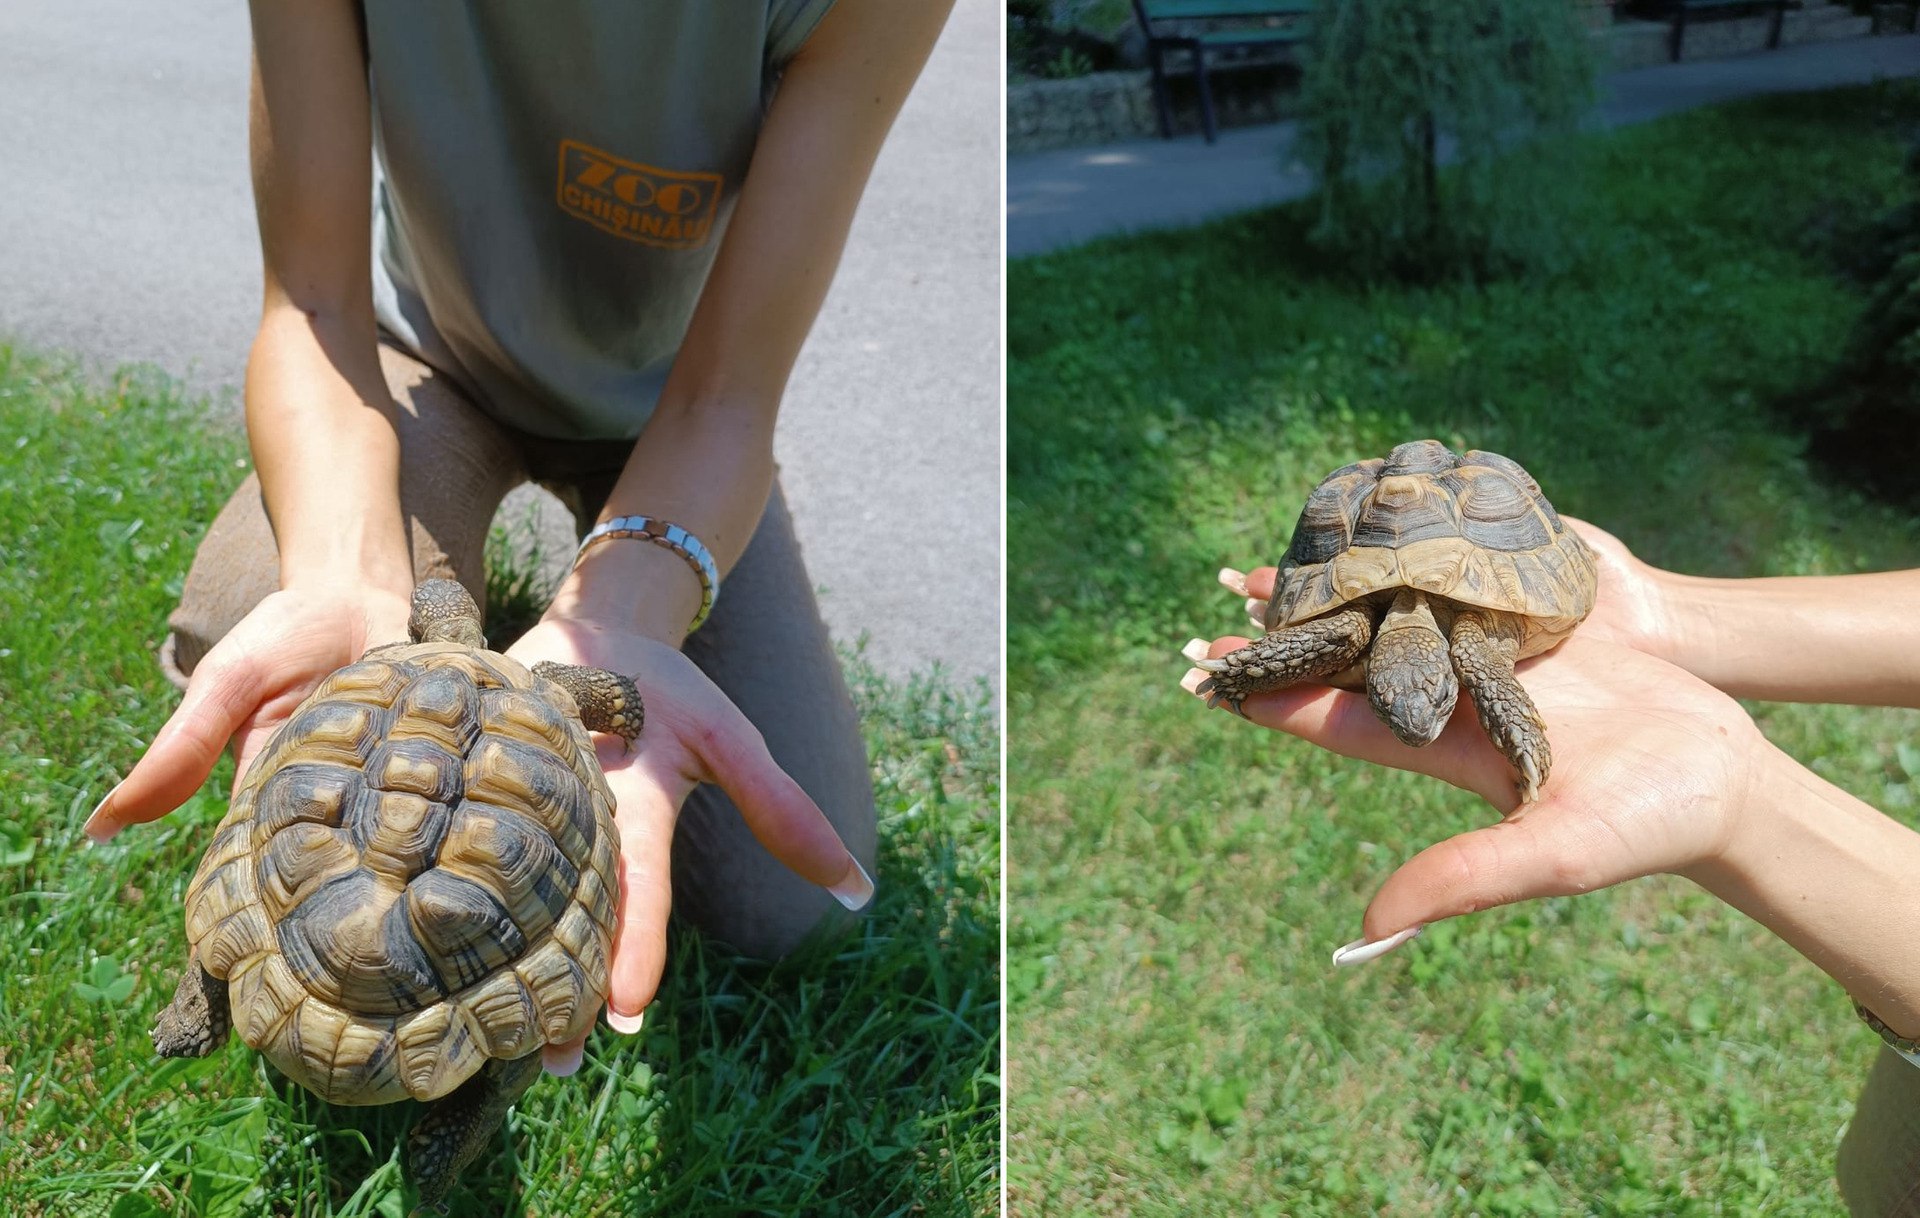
[367,0,837,440]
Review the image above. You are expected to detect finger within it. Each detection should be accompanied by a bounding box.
[603,753,675,1028]
[692,707,870,909]
[542,1029,589,1076]
[1242,567,1278,601]
[1356,801,1644,945]
[84,651,264,841]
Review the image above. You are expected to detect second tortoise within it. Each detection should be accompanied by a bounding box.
[1197,440,1596,802]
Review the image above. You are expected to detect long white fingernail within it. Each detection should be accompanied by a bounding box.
[83,780,126,845]
[542,1041,585,1076]
[1218,567,1248,595]
[1332,924,1424,966]
[1179,668,1208,694]
[1181,637,1210,662]
[605,1006,645,1035]
[828,856,875,911]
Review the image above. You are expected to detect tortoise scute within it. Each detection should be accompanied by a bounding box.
[515,939,591,1043]
[200,903,275,977]
[436,804,576,941]
[390,667,483,750]
[404,868,527,992]
[395,1002,488,1101]
[290,998,402,1105]
[463,737,598,868]
[458,968,539,1060]
[259,822,361,921]
[276,868,445,1013]
[366,737,464,806]
[252,764,360,839]
[308,658,412,708]
[352,790,451,877]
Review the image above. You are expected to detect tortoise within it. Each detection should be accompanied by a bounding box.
[1195,440,1595,803]
[150,579,641,1208]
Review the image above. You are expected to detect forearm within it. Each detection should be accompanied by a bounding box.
[245,305,411,597]
[1686,743,1920,1037]
[545,396,775,647]
[1659,570,1920,707]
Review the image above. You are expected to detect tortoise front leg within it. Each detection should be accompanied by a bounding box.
[1193,605,1375,717]
[151,948,230,1058]
[1449,611,1550,805]
[408,1051,544,1212]
[532,661,644,748]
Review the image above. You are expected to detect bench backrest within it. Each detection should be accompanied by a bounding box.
[1134,0,1314,24]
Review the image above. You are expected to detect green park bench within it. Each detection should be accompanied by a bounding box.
[1130,0,1313,144]
[1668,0,1793,61]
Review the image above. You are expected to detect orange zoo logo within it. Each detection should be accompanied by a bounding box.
[556,139,722,250]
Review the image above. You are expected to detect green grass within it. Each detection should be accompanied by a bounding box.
[1007,84,1920,1215]
[0,350,1000,1216]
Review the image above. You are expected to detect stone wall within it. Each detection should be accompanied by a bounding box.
[1009,6,1877,153]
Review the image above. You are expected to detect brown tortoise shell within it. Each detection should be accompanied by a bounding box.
[1268,440,1597,664]
[179,643,619,1105]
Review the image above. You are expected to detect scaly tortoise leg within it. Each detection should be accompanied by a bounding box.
[532,661,644,749]
[1449,611,1550,805]
[1193,605,1375,717]
[408,1051,544,1213]
[151,948,231,1058]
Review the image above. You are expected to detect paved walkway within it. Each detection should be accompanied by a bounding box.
[0,0,1001,687]
[1010,36,1920,257]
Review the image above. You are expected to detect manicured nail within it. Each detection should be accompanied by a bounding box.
[542,1040,585,1076]
[1245,597,1265,619]
[83,780,125,844]
[1180,637,1211,662]
[828,856,875,911]
[1218,567,1248,595]
[1179,668,1208,695]
[1331,924,1424,966]
[605,1006,645,1035]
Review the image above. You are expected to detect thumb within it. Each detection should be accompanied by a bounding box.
[1353,801,1644,951]
[83,651,265,842]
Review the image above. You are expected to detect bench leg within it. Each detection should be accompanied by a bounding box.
[1193,46,1218,144]
[1147,42,1174,140]
[1670,5,1687,61]
[1767,0,1784,48]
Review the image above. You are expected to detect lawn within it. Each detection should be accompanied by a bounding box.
[0,349,1000,1216]
[1007,84,1920,1215]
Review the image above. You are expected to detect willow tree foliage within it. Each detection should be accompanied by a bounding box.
[1298,0,1599,279]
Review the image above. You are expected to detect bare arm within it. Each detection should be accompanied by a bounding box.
[1694,745,1920,1036]
[546,0,957,644]
[83,1,413,841]
[244,0,411,602]
[1574,521,1920,708]
[1658,570,1920,707]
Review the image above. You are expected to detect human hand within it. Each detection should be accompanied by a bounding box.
[1187,566,1768,956]
[1558,517,1682,658]
[505,615,872,1074]
[83,584,413,841]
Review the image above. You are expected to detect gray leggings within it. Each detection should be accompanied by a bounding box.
[161,342,876,962]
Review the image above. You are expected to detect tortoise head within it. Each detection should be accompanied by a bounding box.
[409,579,487,648]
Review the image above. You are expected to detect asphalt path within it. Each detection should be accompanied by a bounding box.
[1010,35,1920,257]
[0,0,1002,688]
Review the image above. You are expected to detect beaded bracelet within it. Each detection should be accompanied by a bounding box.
[575,515,719,633]
[1856,1001,1920,1070]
